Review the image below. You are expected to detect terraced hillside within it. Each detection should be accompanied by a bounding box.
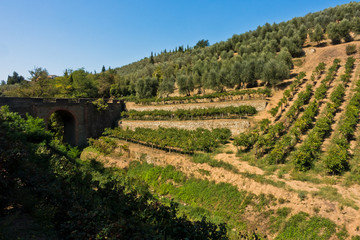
[84,41,360,239]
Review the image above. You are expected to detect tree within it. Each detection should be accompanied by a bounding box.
[240,59,256,87]
[194,39,209,49]
[135,77,158,98]
[205,69,223,92]
[101,65,106,73]
[71,68,98,98]
[158,76,175,97]
[7,71,25,85]
[277,48,293,69]
[352,17,360,35]
[230,61,242,88]
[177,74,194,96]
[338,19,352,42]
[310,24,324,45]
[327,22,342,44]
[299,25,308,42]
[98,71,115,97]
[262,59,290,86]
[149,52,155,64]
[29,67,48,82]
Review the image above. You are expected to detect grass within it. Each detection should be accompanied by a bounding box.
[239,171,286,188]
[312,186,359,210]
[297,190,308,201]
[198,169,210,176]
[275,212,338,240]
[126,161,279,237]
[269,207,292,233]
[191,153,239,173]
[293,58,304,67]
[290,171,322,184]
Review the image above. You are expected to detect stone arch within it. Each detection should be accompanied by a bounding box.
[46,109,77,146]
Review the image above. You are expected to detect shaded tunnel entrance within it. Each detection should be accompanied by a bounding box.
[48,110,76,146]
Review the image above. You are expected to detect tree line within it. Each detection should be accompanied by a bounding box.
[2,2,360,100]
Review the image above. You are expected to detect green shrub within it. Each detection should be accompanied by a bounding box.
[324,145,349,175]
[346,44,357,55]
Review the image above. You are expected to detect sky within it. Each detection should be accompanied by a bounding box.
[0,0,355,82]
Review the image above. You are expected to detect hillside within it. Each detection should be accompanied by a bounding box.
[3,2,360,240]
[84,40,360,239]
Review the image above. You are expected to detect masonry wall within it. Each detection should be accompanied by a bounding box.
[0,97,125,146]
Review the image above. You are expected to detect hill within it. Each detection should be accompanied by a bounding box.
[2,2,360,239]
[85,41,360,239]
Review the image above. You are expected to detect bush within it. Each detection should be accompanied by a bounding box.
[346,44,357,55]
[324,145,349,175]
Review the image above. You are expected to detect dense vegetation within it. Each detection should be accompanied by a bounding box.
[0,106,228,239]
[234,55,360,178]
[2,2,360,102]
[105,127,231,153]
[122,105,257,120]
[125,87,271,105]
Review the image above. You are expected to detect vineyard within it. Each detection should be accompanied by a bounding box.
[94,45,360,239]
[105,127,231,153]
[121,105,257,120]
[5,3,360,240]
[121,87,271,105]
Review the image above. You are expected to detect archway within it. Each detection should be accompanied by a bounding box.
[48,110,76,146]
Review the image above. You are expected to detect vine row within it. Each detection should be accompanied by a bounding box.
[121,88,272,105]
[105,127,231,154]
[293,57,355,172]
[121,105,257,120]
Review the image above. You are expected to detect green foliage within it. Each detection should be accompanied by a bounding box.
[262,59,290,86]
[122,105,257,120]
[194,39,210,49]
[324,145,348,174]
[313,186,358,210]
[269,72,306,117]
[310,24,325,44]
[88,136,117,155]
[3,3,360,100]
[135,77,159,98]
[275,212,336,240]
[330,84,345,108]
[322,57,356,175]
[192,154,239,173]
[106,127,231,153]
[6,71,25,85]
[346,44,357,55]
[127,161,276,235]
[233,132,258,151]
[0,107,228,239]
[48,112,64,141]
[91,98,108,111]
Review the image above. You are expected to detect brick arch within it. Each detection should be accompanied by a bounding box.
[46,109,78,146]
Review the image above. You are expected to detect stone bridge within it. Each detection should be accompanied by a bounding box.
[0,97,125,146]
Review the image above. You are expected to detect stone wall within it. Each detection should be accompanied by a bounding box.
[0,97,125,146]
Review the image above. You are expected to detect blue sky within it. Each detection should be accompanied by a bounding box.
[0,0,354,82]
